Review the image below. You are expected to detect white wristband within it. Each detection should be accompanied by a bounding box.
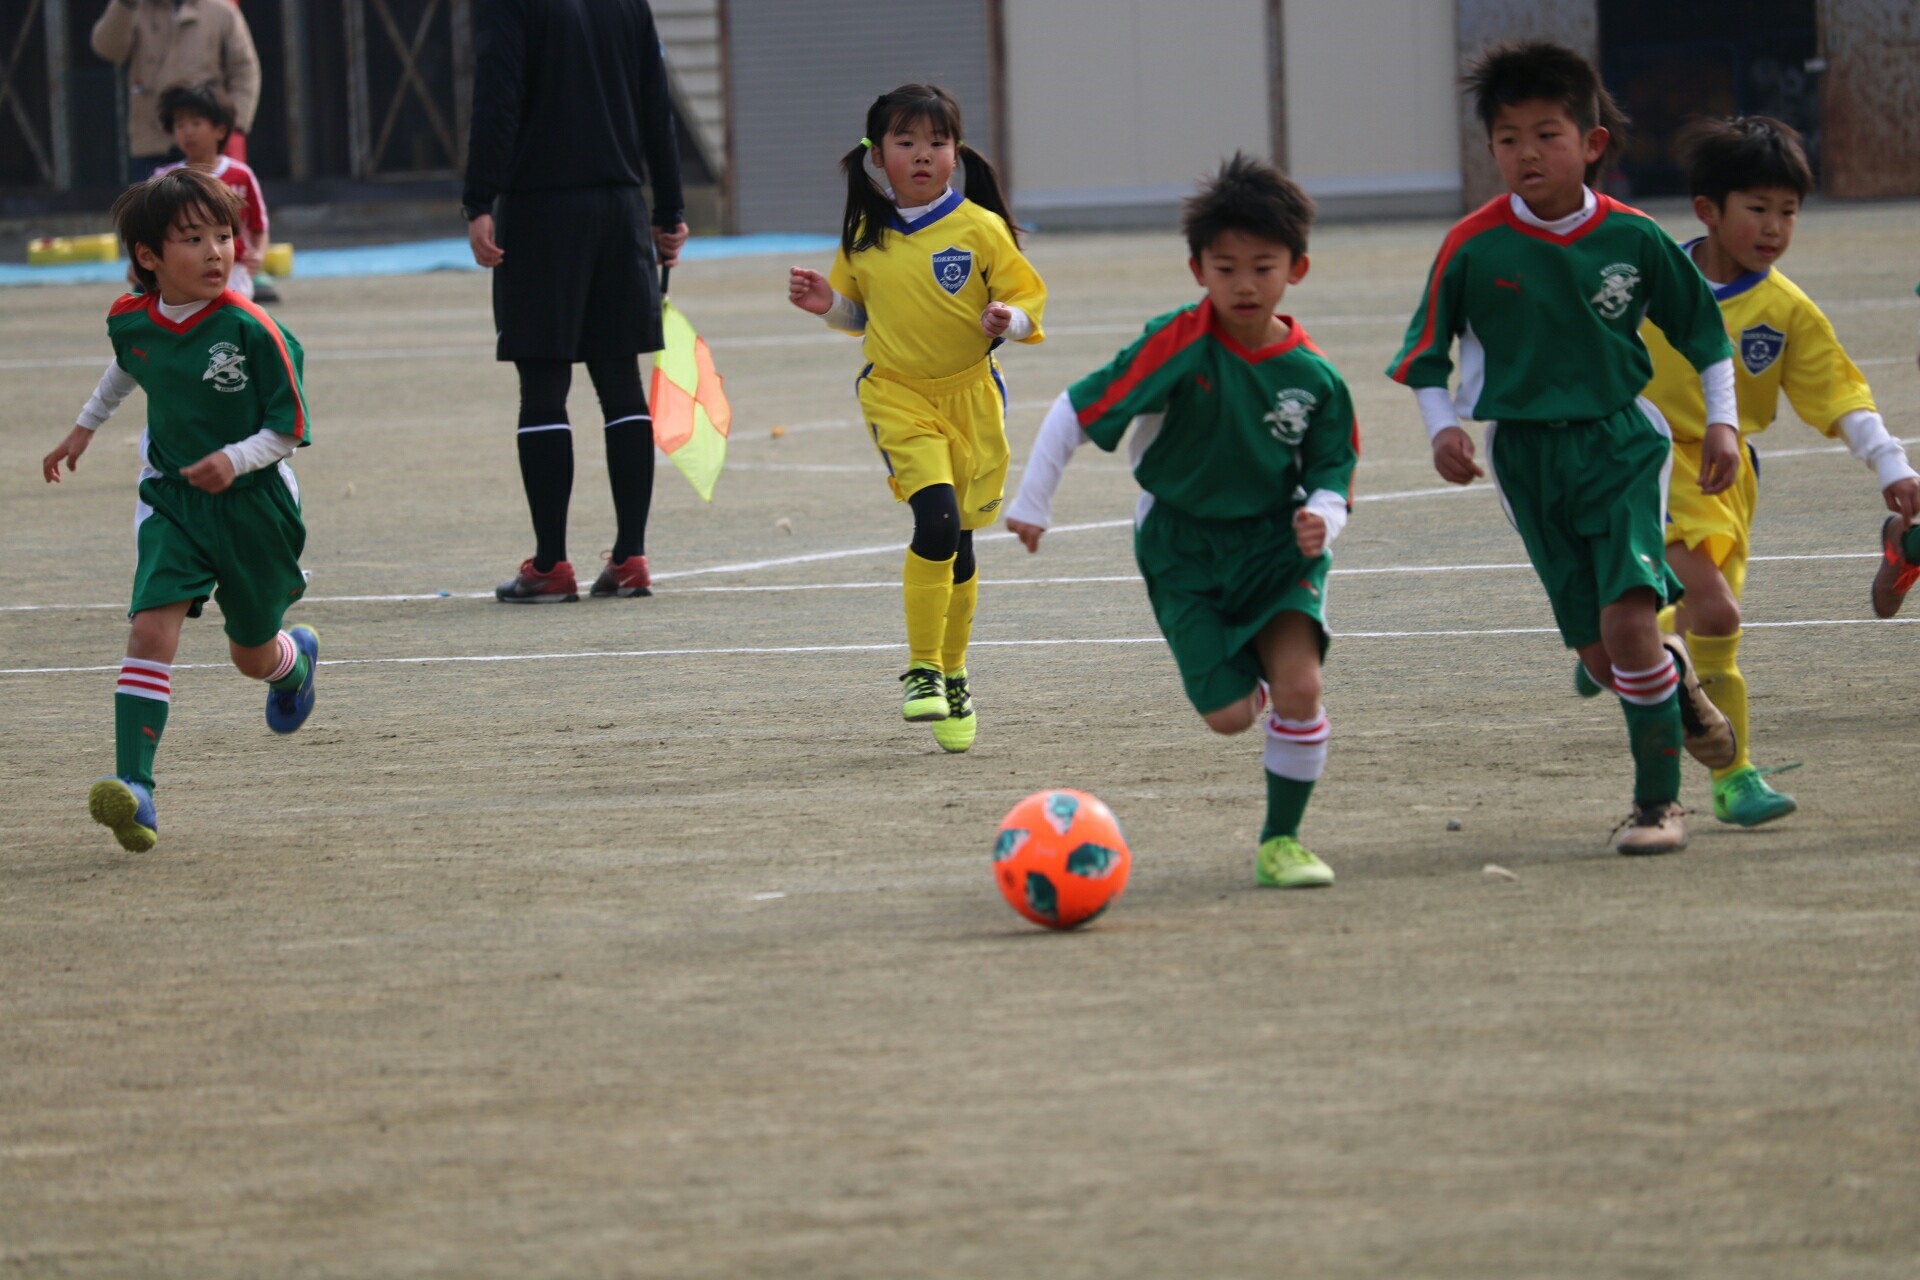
[1414,385,1460,442]
[1837,408,1919,490]
[1302,488,1349,548]
[823,291,867,333]
[1700,358,1737,430]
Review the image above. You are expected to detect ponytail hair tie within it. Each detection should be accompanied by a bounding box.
[860,136,873,149]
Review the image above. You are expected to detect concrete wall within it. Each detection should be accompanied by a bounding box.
[1002,0,1272,229]
[1281,0,1460,217]
[1819,0,1920,198]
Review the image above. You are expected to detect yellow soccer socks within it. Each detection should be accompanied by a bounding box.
[1685,629,1750,780]
[903,549,956,671]
[941,573,978,676]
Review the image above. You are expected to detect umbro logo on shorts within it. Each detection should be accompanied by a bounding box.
[978,498,1002,514]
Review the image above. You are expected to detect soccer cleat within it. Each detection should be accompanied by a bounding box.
[590,552,652,598]
[89,777,158,853]
[1870,515,1917,619]
[899,665,948,722]
[495,558,579,603]
[1612,801,1688,855]
[1574,660,1606,699]
[1661,634,1738,770]
[266,625,319,734]
[1712,766,1797,827]
[1256,834,1334,889]
[932,668,976,752]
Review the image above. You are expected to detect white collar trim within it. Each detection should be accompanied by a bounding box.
[1508,186,1597,235]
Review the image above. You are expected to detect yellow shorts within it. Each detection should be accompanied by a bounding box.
[1666,434,1759,599]
[856,356,1011,531]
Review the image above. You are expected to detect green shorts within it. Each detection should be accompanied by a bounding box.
[1134,500,1330,715]
[1486,400,1680,650]
[130,467,307,647]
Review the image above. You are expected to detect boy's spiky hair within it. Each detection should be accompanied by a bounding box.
[112,168,243,293]
[1677,115,1815,203]
[1182,152,1315,260]
[158,81,236,136]
[1463,39,1628,181]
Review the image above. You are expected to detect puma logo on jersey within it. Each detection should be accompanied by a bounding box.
[202,342,249,392]
[1494,276,1523,293]
[130,346,148,361]
[1590,263,1641,320]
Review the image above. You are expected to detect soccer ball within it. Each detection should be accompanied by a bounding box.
[992,789,1131,929]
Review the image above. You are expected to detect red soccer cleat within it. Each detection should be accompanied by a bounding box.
[590,553,652,598]
[1871,516,1917,619]
[495,558,579,603]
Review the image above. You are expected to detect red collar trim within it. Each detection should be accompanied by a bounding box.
[1202,298,1307,363]
[1499,193,1614,245]
[143,290,233,335]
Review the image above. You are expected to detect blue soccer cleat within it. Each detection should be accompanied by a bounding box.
[89,777,158,853]
[266,624,320,734]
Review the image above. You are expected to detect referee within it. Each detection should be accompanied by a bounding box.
[463,0,688,603]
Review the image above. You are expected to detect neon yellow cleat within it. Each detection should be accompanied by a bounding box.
[899,665,948,722]
[89,777,158,853]
[1256,834,1333,889]
[1712,766,1796,827]
[932,668,976,752]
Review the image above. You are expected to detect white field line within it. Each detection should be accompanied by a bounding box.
[4,616,1914,678]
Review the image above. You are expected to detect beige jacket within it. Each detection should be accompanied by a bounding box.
[91,0,261,158]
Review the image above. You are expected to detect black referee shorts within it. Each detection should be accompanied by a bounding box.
[492,185,665,361]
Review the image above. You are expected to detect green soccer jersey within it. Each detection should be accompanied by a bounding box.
[1069,299,1358,522]
[1387,194,1730,421]
[106,290,311,477]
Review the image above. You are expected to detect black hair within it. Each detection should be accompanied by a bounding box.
[1463,40,1629,185]
[112,167,243,293]
[838,84,1019,256]
[1677,115,1815,204]
[1182,152,1315,261]
[158,81,236,137]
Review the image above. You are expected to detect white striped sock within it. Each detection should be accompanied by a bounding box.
[1265,710,1331,782]
[117,657,172,703]
[264,631,298,683]
[1613,657,1678,707]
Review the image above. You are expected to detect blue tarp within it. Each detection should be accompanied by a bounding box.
[0,232,838,287]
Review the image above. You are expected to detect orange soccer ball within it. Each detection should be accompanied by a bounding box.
[992,789,1131,929]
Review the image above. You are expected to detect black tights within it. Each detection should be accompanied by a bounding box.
[514,357,655,569]
[907,484,975,584]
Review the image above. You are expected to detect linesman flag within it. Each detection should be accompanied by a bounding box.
[650,271,731,501]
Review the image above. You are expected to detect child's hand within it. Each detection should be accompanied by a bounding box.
[788,267,833,315]
[1430,426,1484,484]
[1293,509,1328,558]
[981,302,1013,338]
[42,426,93,483]
[1006,518,1046,553]
[1699,422,1740,495]
[1884,476,1920,525]
[182,450,237,493]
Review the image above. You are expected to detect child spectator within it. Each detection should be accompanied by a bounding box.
[155,83,276,302]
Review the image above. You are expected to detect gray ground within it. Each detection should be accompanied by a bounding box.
[2,201,1917,1278]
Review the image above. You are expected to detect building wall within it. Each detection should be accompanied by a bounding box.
[1281,0,1460,217]
[1819,0,1920,198]
[1454,0,1598,207]
[1002,0,1272,228]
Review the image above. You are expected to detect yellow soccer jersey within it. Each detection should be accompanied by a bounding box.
[829,190,1046,380]
[1642,239,1875,445]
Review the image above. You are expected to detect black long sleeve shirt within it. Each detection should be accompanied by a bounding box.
[463,0,684,225]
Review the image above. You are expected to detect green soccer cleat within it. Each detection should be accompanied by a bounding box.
[89,777,157,853]
[1574,659,1606,698]
[1256,834,1334,889]
[1712,766,1797,827]
[931,667,976,752]
[899,665,948,722]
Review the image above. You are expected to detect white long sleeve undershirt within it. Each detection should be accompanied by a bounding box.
[74,295,296,477]
[1837,408,1920,490]
[1005,391,1351,549]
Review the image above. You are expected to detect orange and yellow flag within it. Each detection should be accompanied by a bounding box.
[650,297,730,501]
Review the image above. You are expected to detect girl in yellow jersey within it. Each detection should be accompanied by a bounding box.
[789,84,1047,751]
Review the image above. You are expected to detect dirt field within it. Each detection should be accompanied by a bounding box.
[2,201,1917,1278]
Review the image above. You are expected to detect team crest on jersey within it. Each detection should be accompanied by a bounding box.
[930,246,973,295]
[1590,263,1642,320]
[202,342,248,392]
[1264,388,1317,446]
[1739,323,1785,375]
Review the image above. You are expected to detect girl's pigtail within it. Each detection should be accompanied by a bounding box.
[958,143,1022,247]
[840,135,898,257]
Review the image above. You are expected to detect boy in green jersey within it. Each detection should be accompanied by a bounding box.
[1006,155,1358,889]
[41,168,317,853]
[1388,41,1738,855]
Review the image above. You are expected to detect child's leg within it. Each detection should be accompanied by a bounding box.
[1254,611,1327,843]
[939,531,977,676]
[514,359,575,572]
[1599,588,1683,808]
[903,483,960,670]
[116,602,191,789]
[585,356,654,564]
[1667,540,1750,781]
